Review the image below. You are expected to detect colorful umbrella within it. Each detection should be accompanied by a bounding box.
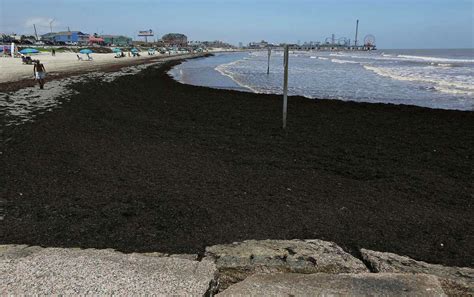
[19,48,39,54]
[79,49,93,54]
[131,48,139,53]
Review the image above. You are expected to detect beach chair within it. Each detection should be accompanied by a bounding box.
[21,56,33,64]
[77,54,83,61]
[86,54,93,61]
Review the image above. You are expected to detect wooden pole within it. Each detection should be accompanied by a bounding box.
[282,45,289,129]
[267,47,271,74]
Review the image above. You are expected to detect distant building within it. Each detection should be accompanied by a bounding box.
[162,33,187,47]
[88,35,104,45]
[41,31,89,44]
[248,40,269,49]
[41,32,57,42]
[101,35,132,46]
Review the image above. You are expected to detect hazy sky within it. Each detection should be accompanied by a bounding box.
[1,0,473,49]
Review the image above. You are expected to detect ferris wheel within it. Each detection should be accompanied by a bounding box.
[364,34,376,47]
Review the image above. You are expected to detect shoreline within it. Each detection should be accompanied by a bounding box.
[173,50,474,111]
[1,58,473,268]
[0,52,212,93]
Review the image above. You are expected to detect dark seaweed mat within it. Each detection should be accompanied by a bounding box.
[1,60,473,267]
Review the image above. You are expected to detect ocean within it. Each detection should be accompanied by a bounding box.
[169,49,474,111]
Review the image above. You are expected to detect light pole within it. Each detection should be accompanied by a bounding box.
[282,45,289,129]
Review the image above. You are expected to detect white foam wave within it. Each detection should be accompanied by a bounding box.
[318,57,328,60]
[364,65,474,95]
[215,62,260,93]
[429,62,458,68]
[330,59,359,64]
[398,55,474,63]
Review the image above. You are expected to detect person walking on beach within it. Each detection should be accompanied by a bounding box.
[51,48,56,56]
[33,60,46,89]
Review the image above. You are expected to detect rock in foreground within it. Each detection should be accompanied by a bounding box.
[361,248,474,296]
[0,245,217,295]
[205,239,368,290]
[218,273,446,296]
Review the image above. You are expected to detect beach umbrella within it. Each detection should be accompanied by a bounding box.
[131,48,139,53]
[112,48,122,53]
[19,48,39,54]
[79,49,93,54]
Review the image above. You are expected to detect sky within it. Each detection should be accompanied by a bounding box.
[1,0,473,49]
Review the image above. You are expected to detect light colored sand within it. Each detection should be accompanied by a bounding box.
[0,49,235,84]
[0,52,167,83]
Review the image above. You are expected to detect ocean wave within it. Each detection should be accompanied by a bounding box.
[429,62,460,68]
[215,62,260,93]
[364,65,474,95]
[330,59,359,64]
[317,57,329,60]
[398,55,474,63]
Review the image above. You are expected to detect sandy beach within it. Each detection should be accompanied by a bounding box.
[1,58,473,268]
[1,52,151,83]
[0,49,235,91]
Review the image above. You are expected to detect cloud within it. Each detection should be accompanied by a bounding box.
[24,17,60,29]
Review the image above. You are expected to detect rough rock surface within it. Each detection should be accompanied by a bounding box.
[361,249,474,296]
[0,245,217,295]
[218,272,446,296]
[205,239,368,291]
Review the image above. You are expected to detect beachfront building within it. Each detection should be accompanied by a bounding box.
[188,40,234,50]
[101,35,132,46]
[54,31,88,44]
[88,35,104,45]
[41,31,89,45]
[40,32,57,43]
[248,40,269,49]
[162,33,187,47]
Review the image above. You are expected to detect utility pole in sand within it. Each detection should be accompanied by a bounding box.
[267,47,271,74]
[282,44,289,129]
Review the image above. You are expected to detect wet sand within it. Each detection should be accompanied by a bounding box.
[1,60,473,268]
